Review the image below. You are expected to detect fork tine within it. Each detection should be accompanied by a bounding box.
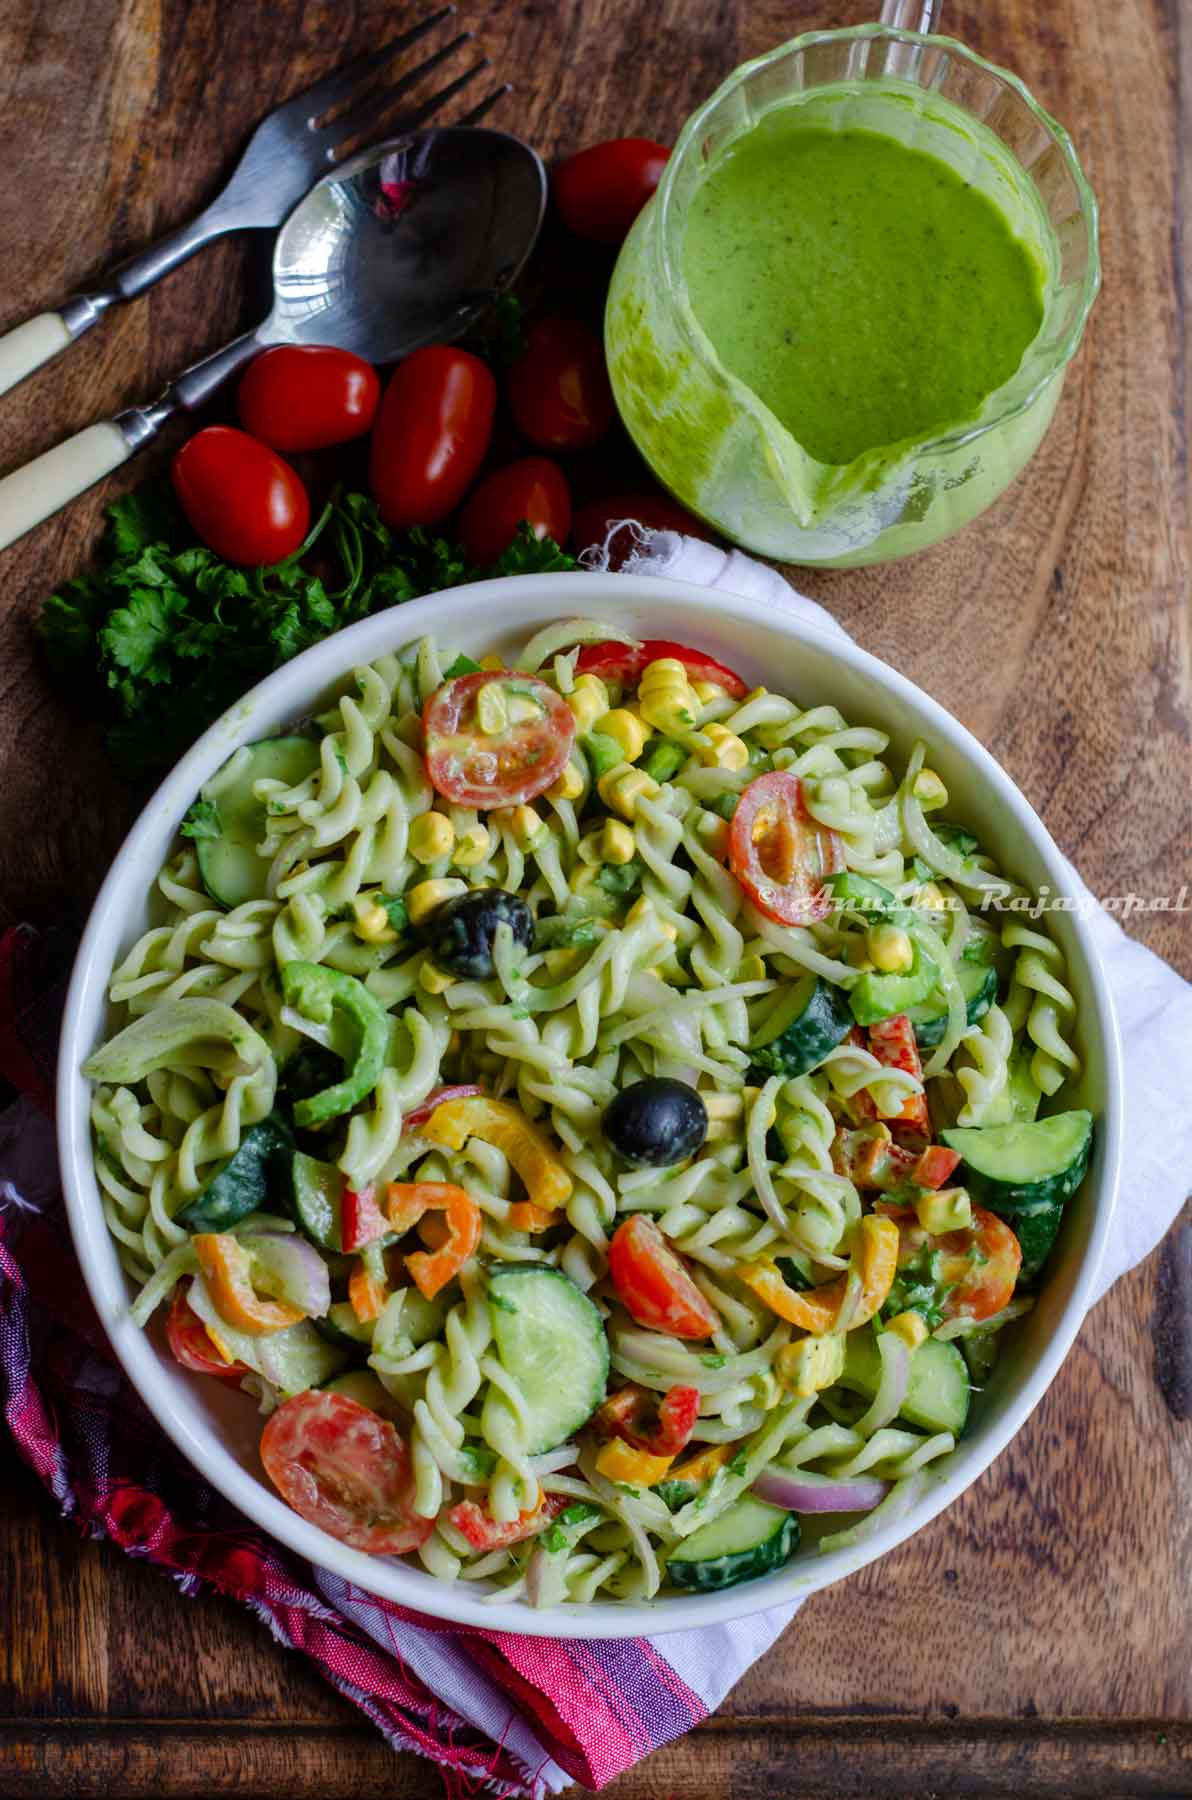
[329,31,474,142]
[293,6,456,122]
[455,83,513,128]
[389,59,491,131]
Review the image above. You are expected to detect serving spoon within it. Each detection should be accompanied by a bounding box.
[0,127,546,552]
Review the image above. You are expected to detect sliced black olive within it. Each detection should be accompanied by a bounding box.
[426,888,534,980]
[603,1077,708,1169]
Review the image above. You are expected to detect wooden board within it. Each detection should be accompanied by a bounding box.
[1,0,1190,1793]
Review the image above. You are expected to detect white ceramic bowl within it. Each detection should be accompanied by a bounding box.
[57,572,1122,1638]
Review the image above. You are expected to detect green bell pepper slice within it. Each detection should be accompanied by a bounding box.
[849,936,939,1026]
[280,962,388,1127]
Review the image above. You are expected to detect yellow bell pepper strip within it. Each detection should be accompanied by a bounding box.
[192,1233,305,1335]
[348,1256,388,1323]
[594,1438,675,1487]
[666,1441,734,1487]
[385,1181,482,1300]
[420,1096,573,1213]
[740,1214,900,1336]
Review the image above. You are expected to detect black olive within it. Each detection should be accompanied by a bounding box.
[426,888,534,980]
[603,1078,708,1168]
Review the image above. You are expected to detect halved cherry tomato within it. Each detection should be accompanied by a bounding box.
[607,1215,720,1340]
[571,495,716,568]
[401,1084,483,1136]
[866,1014,932,1137]
[728,770,843,926]
[236,346,380,452]
[508,316,614,452]
[165,1282,247,1380]
[456,456,572,566]
[593,1382,700,1458]
[370,346,496,529]
[574,638,747,700]
[341,1184,388,1254]
[423,670,576,809]
[878,1204,1022,1324]
[447,1491,566,1551]
[171,426,309,566]
[554,138,671,245]
[384,1181,481,1300]
[260,1391,432,1553]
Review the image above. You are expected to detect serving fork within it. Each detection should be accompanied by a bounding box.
[0,6,508,398]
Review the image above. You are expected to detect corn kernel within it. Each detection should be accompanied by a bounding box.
[600,819,636,865]
[599,707,652,763]
[626,895,677,941]
[352,895,398,944]
[478,652,505,671]
[547,759,586,802]
[913,768,948,811]
[738,953,767,983]
[703,1092,743,1121]
[409,811,456,864]
[452,824,492,868]
[699,722,749,771]
[691,679,726,704]
[866,923,914,974]
[914,881,947,913]
[885,1310,929,1351]
[476,680,510,734]
[597,763,659,820]
[406,877,467,927]
[419,959,456,995]
[504,804,544,849]
[566,673,609,734]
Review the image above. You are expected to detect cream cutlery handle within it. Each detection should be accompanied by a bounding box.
[0,422,131,551]
[0,313,74,399]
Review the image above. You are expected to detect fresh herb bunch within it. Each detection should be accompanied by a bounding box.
[39,482,575,779]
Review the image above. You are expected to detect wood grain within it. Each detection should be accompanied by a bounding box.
[0,0,1189,1795]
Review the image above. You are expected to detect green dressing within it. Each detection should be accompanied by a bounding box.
[683,119,1046,467]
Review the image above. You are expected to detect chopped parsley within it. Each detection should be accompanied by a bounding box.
[379,894,408,934]
[179,797,220,840]
[881,1243,955,1331]
[701,1353,728,1369]
[726,1450,748,1478]
[444,652,484,678]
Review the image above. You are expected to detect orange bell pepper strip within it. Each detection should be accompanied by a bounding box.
[192,1233,304,1335]
[508,1200,557,1232]
[420,1096,572,1214]
[385,1181,482,1300]
[348,1257,388,1323]
[740,1214,900,1336]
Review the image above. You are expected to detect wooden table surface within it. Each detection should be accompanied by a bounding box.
[1,0,1190,1794]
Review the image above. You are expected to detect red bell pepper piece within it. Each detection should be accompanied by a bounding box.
[591,1382,701,1459]
[447,1491,567,1551]
[341,1184,388,1253]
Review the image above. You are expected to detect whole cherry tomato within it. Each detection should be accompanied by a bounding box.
[507,316,615,451]
[457,456,571,565]
[571,492,716,567]
[553,138,671,245]
[369,346,496,529]
[235,345,380,452]
[171,426,309,566]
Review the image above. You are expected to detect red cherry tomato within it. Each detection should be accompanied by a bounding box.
[607,1215,720,1340]
[574,637,748,701]
[593,1382,701,1457]
[571,494,716,568]
[878,1204,1023,1323]
[554,138,671,245]
[447,1492,567,1552]
[165,1281,247,1380]
[171,426,309,566]
[457,457,572,566]
[370,346,496,529]
[423,670,576,808]
[235,346,380,452]
[728,770,844,927]
[507,316,615,452]
[260,1391,433,1553]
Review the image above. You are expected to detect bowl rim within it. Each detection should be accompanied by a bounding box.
[56,570,1123,1638]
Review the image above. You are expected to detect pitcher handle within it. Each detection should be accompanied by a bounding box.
[878,0,941,30]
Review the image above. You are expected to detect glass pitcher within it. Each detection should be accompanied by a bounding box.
[604,0,1099,567]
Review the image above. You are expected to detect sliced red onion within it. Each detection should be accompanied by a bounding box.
[242,1230,330,1318]
[853,1330,911,1436]
[753,1468,889,1514]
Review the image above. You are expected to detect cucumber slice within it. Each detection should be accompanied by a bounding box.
[840,1327,971,1436]
[941,1111,1093,1280]
[174,1115,293,1232]
[667,1495,798,1592]
[749,974,854,1078]
[191,736,320,908]
[905,960,998,1050]
[290,1151,343,1251]
[484,1266,609,1454]
[186,1276,347,1396]
[314,1300,374,1348]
